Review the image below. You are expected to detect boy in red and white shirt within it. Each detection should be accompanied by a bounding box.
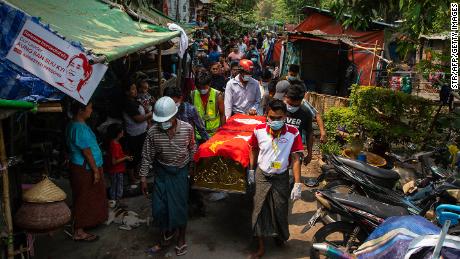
[247,99,303,258]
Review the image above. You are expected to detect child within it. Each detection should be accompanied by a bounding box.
[106,123,133,208]
[136,79,155,128]
[136,79,155,111]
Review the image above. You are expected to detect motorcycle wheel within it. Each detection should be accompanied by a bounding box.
[310,221,367,259]
[320,180,366,224]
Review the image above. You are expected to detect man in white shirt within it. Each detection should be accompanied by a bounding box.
[224,59,261,119]
[238,38,247,54]
[248,99,303,258]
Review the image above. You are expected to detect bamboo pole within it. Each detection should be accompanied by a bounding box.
[0,120,14,258]
[369,40,378,85]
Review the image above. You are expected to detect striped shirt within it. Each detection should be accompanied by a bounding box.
[139,119,196,176]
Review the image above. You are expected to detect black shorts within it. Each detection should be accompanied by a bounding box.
[125,132,146,169]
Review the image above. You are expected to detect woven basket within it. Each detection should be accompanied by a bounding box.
[23,177,66,203]
[15,201,71,232]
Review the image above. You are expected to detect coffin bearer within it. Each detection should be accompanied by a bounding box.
[191,69,225,141]
[140,97,196,256]
[224,59,261,119]
[283,84,313,165]
[163,86,210,142]
[248,99,304,258]
[274,64,327,143]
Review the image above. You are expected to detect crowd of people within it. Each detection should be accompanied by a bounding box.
[64,31,327,258]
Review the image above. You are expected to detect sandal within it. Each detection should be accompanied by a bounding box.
[73,233,99,242]
[145,244,163,255]
[175,244,188,256]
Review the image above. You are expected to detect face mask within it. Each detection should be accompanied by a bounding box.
[160,121,172,130]
[242,75,252,82]
[268,119,284,131]
[286,103,300,113]
[261,82,269,88]
[175,102,181,108]
[199,88,209,95]
[287,76,298,81]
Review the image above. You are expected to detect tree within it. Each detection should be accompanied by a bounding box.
[328,0,450,36]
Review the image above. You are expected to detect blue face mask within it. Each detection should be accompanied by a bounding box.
[242,75,252,81]
[287,76,298,81]
[268,119,284,131]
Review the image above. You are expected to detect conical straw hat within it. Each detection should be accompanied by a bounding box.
[23,177,66,203]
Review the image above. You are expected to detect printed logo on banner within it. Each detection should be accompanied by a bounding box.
[6,19,108,104]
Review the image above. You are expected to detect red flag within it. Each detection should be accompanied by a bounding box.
[219,114,266,132]
[194,114,266,167]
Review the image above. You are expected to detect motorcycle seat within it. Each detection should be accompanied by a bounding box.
[336,156,400,180]
[329,192,410,219]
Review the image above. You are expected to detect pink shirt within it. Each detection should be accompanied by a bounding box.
[228,52,243,61]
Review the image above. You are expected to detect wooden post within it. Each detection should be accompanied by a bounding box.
[176,57,183,89]
[0,120,14,258]
[369,40,378,85]
[157,47,163,96]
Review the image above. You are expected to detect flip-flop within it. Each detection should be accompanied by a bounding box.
[145,244,163,255]
[175,244,188,256]
[73,234,99,242]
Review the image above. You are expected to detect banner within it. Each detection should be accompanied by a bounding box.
[6,19,107,104]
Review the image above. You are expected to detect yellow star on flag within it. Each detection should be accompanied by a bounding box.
[209,140,228,153]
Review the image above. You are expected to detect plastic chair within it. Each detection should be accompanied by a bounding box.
[432,204,460,259]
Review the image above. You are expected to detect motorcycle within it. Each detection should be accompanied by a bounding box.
[304,168,460,234]
[307,152,459,224]
[311,204,460,259]
[308,189,410,259]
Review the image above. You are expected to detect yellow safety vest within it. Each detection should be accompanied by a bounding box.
[192,88,221,139]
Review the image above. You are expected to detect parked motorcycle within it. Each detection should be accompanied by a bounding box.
[308,152,459,224]
[311,204,460,259]
[308,189,410,259]
[308,189,460,258]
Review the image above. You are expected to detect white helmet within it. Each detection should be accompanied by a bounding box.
[152,96,178,122]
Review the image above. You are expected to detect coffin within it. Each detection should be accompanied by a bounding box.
[193,114,266,193]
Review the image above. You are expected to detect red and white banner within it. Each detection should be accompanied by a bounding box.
[6,19,107,104]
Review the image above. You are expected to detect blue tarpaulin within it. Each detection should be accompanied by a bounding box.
[0,2,65,101]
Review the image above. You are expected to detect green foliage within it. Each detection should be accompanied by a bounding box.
[212,0,258,32]
[321,85,437,154]
[328,0,450,40]
[415,51,451,88]
[319,141,343,155]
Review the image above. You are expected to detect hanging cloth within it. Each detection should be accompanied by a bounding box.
[168,23,188,58]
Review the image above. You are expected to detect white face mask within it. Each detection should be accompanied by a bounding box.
[199,88,209,95]
[160,121,172,130]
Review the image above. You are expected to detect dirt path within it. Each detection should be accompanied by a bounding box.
[34,156,323,259]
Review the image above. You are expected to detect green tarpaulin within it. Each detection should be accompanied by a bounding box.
[7,0,180,61]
